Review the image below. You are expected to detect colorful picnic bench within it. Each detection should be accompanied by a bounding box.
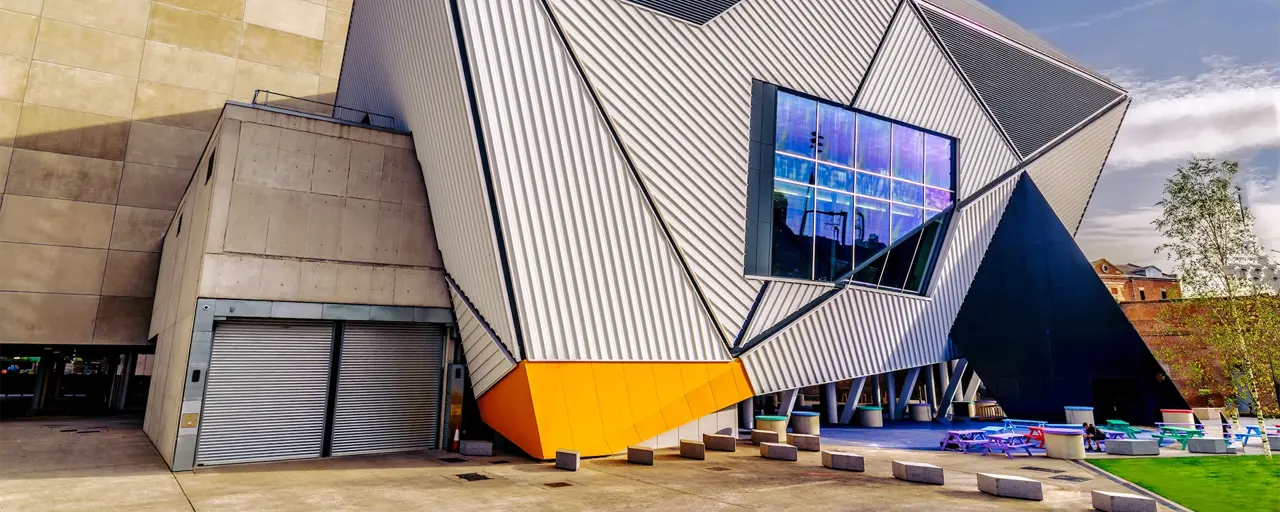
[1152,426,1204,449]
[940,429,989,453]
[1001,419,1046,433]
[1105,419,1143,439]
[983,433,1036,459]
[1234,425,1265,446]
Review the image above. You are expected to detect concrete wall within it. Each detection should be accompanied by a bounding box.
[0,0,354,347]
[141,104,449,465]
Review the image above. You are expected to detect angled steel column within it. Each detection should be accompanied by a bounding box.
[887,372,898,420]
[823,383,838,423]
[777,388,799,418]
[839,377,867,424]
[925,365,937,416]
[872,375,882,407]
[894,367,922,419]
[935,359,970,420]
[963,371,983,401]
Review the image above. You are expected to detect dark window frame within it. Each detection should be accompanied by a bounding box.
[744,81,958,296]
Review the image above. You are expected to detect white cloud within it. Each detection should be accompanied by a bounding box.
[1034,0,1170,34]
[1077,205,1168,265]
[1105,57,1280,170]
[1244,171,1280,255]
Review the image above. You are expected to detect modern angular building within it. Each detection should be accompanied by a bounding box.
[1,0,1186,469]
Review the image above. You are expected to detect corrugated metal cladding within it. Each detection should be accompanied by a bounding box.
[918,5,1125,158]
[546,0,898,338]
[741,178,1018,393]
[619,0,742,25]
[330,323,445,456]
[1025,100,1129,235]
[196,320,333,466]
[452,290,515,395]
[917,0,1117,87]
[456,0,728,361]
[337,0,518,358]
[741,282,831,342]
[855,5,1018,199]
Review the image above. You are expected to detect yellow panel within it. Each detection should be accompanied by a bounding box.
[732,359,755,397]
[476,364,544,459]
[525,363,575,458]
[558,363,612,456]
[681,364,717,415]
[707,363,741,408]
[591,363,640,452]
[651,364,693,428]
[622,363,660,422]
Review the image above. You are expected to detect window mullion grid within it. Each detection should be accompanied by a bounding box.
[810,106,820,281]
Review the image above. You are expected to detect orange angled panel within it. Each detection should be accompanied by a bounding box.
[475,364,543,459]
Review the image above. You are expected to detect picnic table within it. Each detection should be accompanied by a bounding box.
[1001,419,1047,433]
[1153,425,1204,449]
[1235,425,1265,445]
[940,429,989,453]
[1026,425,1046,448]
[1105,419,1143,439]
[983,432,1036,459]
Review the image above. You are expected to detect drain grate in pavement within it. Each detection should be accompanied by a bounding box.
[1050,475,1091,483]
[544,482,573,488]
[439,457,468,463]
[456,473,490,482]
[705,467,731,472]
[1020,466,1067,474]
[75,430,101,434]
[489,460,511,465]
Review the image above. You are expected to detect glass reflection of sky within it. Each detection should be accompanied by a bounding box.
[892,181,924,207]
[891,204,924,241]
[775,154,814,183]
[816,190,854,244]
[776,93,817,158]
[892,124,924,183]
[818,103,856,167]
[855,171,890,199]
[855,198,891,247]
[776,181,813,236]
[856,114,891,175]
[924,133,952,190]
[925,188,951,210]
[817,163,853,192]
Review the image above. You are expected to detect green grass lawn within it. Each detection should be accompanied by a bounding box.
[1089,456,1279,512]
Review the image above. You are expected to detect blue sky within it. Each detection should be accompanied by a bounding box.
[983,0,1280,269]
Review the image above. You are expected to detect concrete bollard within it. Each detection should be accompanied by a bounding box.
[787,433,820,452]
[703,433,737,452]
[459,440,493,456]
[977,473,1043,501]
[627,445,654,465]
[1091,490,1156,512]
[759,442,798,461]
[1105,439,1160,456]
[750,429,781,445]
[820,450,864,472]
[892,461,943,485]
[1187,438,1231,454]
[679,439,706,460]
[555,449,580,471]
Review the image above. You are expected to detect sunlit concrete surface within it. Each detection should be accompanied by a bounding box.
[1,417,1179,511]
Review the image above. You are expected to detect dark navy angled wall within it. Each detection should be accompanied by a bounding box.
[949,174,1186,425]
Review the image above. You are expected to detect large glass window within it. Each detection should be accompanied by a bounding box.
[762,91,956,293]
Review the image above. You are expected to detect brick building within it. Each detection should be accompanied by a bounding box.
[1093,258,1182,302]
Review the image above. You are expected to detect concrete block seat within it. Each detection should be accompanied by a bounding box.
[1187,437,1232,454]
[787,433,820,452]
[703,433,736,452]
[977,473,1043,501]
[821,450,864,472]
[759,442,798,461]
[627,445,654,465]
[856,406,883,428]
[892,461,943,485]
[1105,439,1160,456]
[459,440,493,456]
[1091,490,1156,512]
[908,403,932,422]
[755,415,788,436]
[679,439,706,460]
[791,411,820,435]
[750,429,781,445]
[555,450,580,471]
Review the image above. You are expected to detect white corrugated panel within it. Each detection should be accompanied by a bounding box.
[855,5,1018,199]
[741,282,832,342]
[452,290,515,395]
[456,0,728,361]
[196,320,333,466]
[330,323,445,456]
[741,177,1018,393]
[337,0,518,359]
[1025,100,1129,235]
[546,0,898,338]
[918,0,1117,87]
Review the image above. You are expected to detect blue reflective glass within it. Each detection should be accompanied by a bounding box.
[855,171,890,200]
[925,187,951,210]
[776,92,817,158]
[771,181,815,279]
[854,197,891,261]
[891,204,924,243]
[814,190,854,281]
[856,114,891,175]
[774,154,814,184]
[817,164,853,192]
[817,103,856,167]
[892,125,924,183]
[892,181,924,206]
[924,133,952,189]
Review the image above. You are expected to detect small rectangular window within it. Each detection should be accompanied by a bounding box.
[1139,289,1146,300]
[1161,290,1167,300]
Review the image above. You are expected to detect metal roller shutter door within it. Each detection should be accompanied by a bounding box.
[330,322,445,455]
[197,319,334,466]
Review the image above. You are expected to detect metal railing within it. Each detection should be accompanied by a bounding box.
[251,90,397,130]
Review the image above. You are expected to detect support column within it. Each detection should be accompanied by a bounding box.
[872,375,882,407]
[838,377,866,424]
[823,383,838,424]
[963,371,982,401]
[777,388,799,418]
[925,365,937,416]
[935,359,969,420]
[739,397,755,429]
[887,372,898,420]
[894,367,921,419]
[937,362,950,396]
